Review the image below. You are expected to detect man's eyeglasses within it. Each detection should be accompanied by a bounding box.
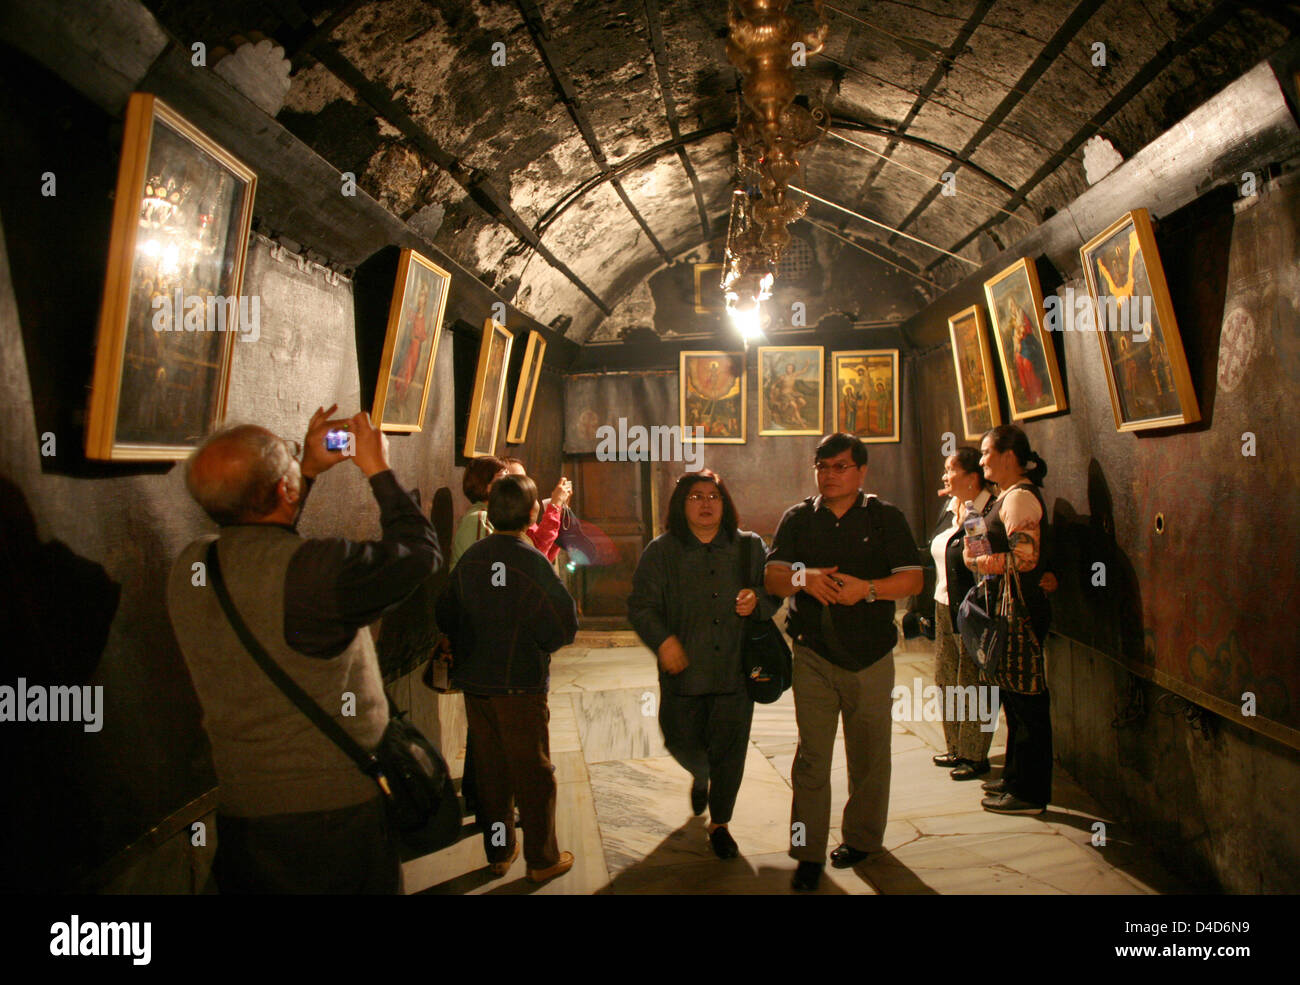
[686,492,722,503]
[814,461,860,474]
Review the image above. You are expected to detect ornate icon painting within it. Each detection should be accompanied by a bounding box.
[680,350,745,443]
[831,350,899,443]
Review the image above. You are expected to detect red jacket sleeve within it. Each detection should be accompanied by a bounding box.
[527,502,563,562]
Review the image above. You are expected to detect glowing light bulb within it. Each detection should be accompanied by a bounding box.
[727,302,763,341]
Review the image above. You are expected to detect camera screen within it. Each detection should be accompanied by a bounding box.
[325,428,351,452]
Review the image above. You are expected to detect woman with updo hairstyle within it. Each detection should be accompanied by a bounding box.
[928,447,997,780]
[964,424,1053,815]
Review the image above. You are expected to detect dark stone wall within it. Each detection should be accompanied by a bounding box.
[0,46,565,892]
[905,172,1300,892]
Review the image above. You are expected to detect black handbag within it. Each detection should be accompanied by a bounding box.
[554,505,596,564]
[957,558,1039,689]
[735,534,792,704]
[205,541,462,859]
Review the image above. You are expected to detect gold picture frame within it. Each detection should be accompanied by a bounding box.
[85,92,256,460]
[693,263,724,314]
[1079,208,1200,431]
[947,304,1002,441]
[463,318,514,458]
[680,350,746,443]
[983,257,1067,420]
[758,346,823,435]
[831,350,899,443]
[506,330,547,444]
[372,248,451,433]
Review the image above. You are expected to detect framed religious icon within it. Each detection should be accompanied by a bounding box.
[947,304,1002,441]
[506,330,547,444]
[463,318,514,458]
[372,248,451,432]
[1080,208,1200,431]
[758,346,823,435]
[85,92,256,460]
[831,350,899,443]
[693,263,724,313]
[983,257,1067,420]
[680,350,745,443]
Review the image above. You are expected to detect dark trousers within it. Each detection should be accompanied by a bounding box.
[658,687,754,825]
[1001,689,1052,806]
[464,692,559,869]
[461,735,478,809]
[214,796,402,894]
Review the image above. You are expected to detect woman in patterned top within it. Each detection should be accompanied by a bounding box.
[964,425,1053,816]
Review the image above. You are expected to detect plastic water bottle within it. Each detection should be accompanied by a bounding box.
[963,506,991,559]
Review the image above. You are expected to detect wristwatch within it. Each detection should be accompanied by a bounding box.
[867,580,877,603]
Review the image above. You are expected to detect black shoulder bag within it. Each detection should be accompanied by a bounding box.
[958,559,1038,686]
[205,541,462,859]
[735,533,792,704]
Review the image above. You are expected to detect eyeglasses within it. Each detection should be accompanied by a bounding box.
[814,462,860,474]
[686,492,721,503]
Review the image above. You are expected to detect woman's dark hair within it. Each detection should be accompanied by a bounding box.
[666,469,739,543]
[487,474,538,532]
[983,425,1048,486]
[816,432,868,466]
[952,446,993,490]
[463,455,505,503]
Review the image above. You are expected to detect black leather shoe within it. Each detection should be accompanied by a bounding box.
[792,861,823,892]
[981,778,1007,793]
[709,826,740,860]
[932,753,964,767]
[981,792,1046,815]
[951,759,991,780]
[830,843,875,868]
[690,782,708,816]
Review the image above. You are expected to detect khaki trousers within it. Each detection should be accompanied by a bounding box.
[789,643,894,861]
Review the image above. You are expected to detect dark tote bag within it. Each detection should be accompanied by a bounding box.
[957,558,1042,694]
[205,541,462,859]
[735,534,792,704]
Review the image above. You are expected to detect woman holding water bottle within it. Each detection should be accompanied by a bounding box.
[928,448,997,779]
[965,425,1053,815]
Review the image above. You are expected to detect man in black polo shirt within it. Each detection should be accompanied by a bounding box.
[765,433,922,892]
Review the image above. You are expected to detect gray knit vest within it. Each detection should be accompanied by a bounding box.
[167,526,387,817]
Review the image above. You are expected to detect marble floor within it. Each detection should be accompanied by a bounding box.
[403,631,1185,895]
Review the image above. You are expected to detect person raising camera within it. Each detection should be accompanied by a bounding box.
[167,406,440,893]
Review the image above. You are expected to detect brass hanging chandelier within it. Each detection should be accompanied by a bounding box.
[723,0,828,332]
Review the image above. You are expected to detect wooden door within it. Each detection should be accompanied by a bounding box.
[563,456,652,628]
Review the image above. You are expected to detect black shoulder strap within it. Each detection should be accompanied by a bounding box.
[734,531,754,588]
[204,540,382,780]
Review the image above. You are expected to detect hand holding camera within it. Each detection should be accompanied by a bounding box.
[301,404,351,479]
[550,476,573,509]
[300,406,390,479]
[348,411,390,478]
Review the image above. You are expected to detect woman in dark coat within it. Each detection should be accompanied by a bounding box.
[628,470,779,860]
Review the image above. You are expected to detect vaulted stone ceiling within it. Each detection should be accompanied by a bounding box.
[144,0,1297,342]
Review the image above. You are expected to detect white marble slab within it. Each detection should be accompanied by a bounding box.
[589,746,796,876]
[571,686,670,763]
